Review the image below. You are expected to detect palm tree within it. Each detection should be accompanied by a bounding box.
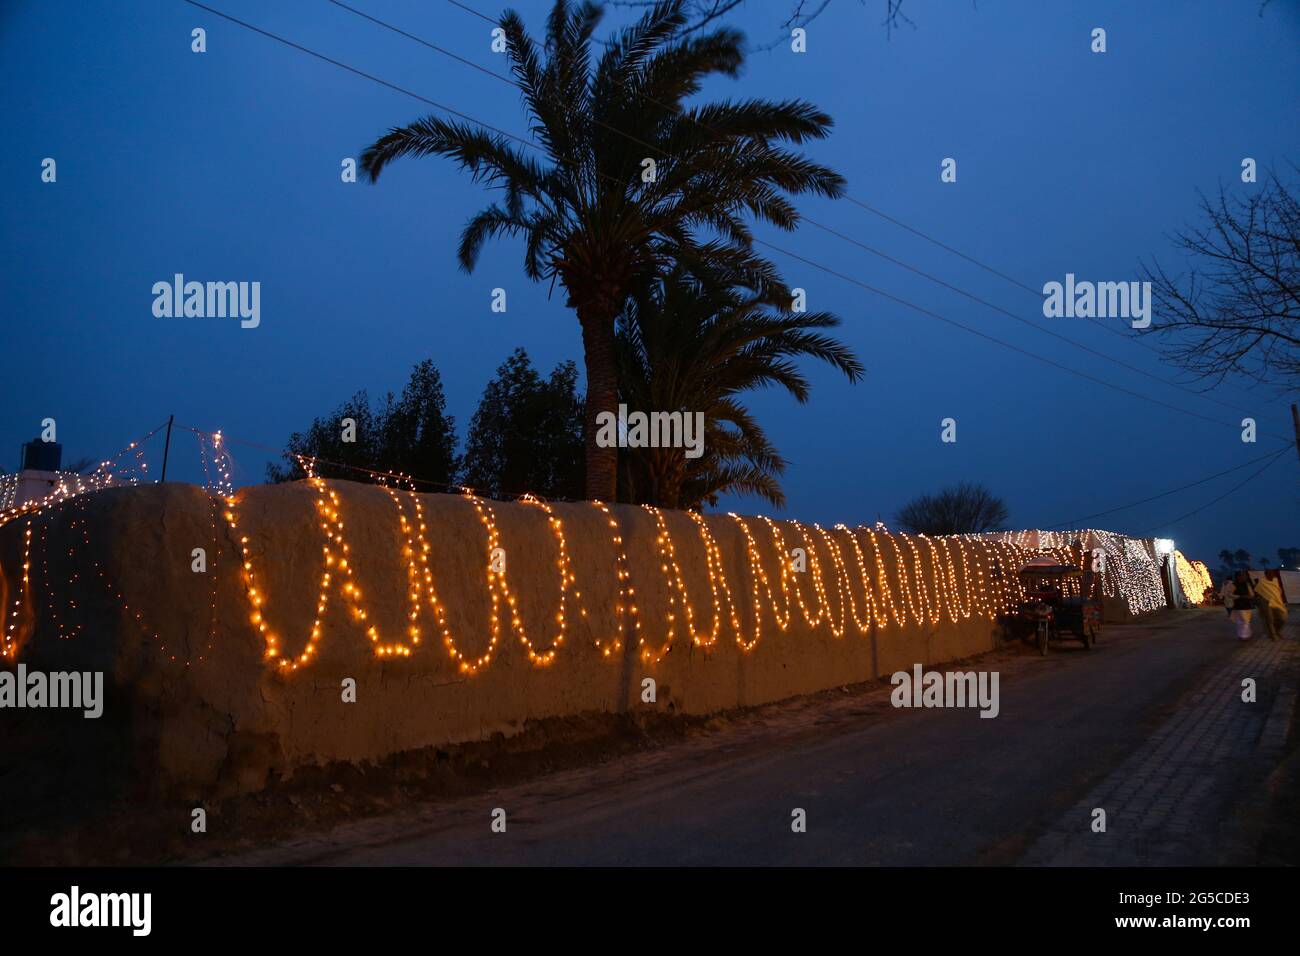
[359,0,845,499]
[615,266,863,509]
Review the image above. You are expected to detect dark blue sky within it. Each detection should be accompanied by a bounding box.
[3,0,1297,565]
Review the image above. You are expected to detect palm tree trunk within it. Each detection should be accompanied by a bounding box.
[579,307,619,501]
[664,452,686,510]
[647,448,683,510]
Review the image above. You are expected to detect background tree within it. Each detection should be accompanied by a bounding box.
[461,348,585,499]
[360,0,844,500]
[268,360,459,485]
[1216,548,1258,577]
[894,482,1008,536]
[1279,546,1300,569]
[267,390,381,483]
[615,265,862,509]
[1142,169,1299,389]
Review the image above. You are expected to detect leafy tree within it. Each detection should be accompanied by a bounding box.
[615,266,862,509]
[359,0,844,500]
[894,482,1008,536]
[268,360,459,485]
[461,348,585,499]
[266,390,381,483]
[1233,548,1252,569]
[379,359,461,482]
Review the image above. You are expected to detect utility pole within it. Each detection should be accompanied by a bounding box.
[1292,403,1300,471]
[159,414,174,483]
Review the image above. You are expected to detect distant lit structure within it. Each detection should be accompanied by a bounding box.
[0,440,72,510]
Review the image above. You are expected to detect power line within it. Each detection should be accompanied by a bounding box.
[440,3,1072,294]
[179,0,543,154]
[328,0,516,88]
[341,0,1268,422]
[440,0,1047,300]
[1139,446,1291,534]
[443,0,492,23]
[750,235,1269,435]
[440,0,1262,393]
[800,217,1260,417]
[1042,445,1293,529]
[179,0,1287,444]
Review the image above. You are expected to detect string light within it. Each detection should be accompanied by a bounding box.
[4,426,1196,677]
[975,529,1168,615]
[221,483,1068,675]
[1174,550,1213,607]
[1,522,33,659]
[592,500,633,657]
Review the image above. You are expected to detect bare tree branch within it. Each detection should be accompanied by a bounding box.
[895,481,1009,535]
[1140,167,1300,392]
[608,0,916,49]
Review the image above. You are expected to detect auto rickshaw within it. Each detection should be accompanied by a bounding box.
[1008,555,1103,655]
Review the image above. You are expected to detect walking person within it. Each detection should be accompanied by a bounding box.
[1220,571,1256,641]
[1252,572,1288,642]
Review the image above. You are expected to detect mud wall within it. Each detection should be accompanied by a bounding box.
[0,481,1035,801]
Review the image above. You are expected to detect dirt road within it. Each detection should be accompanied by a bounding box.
[212,609,1297,866]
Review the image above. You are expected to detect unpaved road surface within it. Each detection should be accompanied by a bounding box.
[212,609,1297,866]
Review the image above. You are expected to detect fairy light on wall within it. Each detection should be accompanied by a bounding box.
[4,426,1189,677]
[220,481,1064,675]
[5,461,215,667]
[192,430,226,665]
[728,514,796,640]
[0,472,110,529]
[379,477,434,656]
[976,528,1167,615]
[0,475,18,512]
[515,493,581,663]
[592,500,633,657]
[1,522,33,658]
[0,428,164,660]
[1174,550,1213,606]
[0,424,169,532]
[38,518,80,642]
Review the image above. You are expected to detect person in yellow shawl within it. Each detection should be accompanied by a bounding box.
[1252,573,1288,642]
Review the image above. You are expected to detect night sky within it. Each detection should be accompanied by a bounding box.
[3,0,1298,566]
